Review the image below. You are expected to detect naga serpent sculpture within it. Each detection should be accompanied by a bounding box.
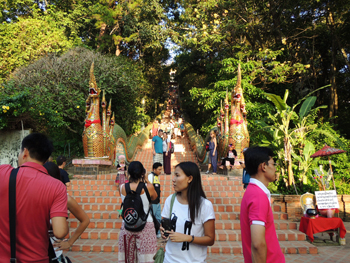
[217,64,250,161]
[82,62,116,163]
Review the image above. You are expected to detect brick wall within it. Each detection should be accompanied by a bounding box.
[271,194,350,222]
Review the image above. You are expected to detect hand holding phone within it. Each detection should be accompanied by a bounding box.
[161,218,172,237]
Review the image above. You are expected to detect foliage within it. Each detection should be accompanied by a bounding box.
[260,89,349,194]
[167,0,350,138]
[0,17,73,83]
[0,47,152,154]
[92,0,170,58]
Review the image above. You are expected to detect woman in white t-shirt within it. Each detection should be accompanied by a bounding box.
[162,132,172,174]
[160,162,215,263]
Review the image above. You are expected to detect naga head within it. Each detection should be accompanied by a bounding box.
[232,63,245,105]
[89,62,100,97]
[101,90,106,108]
[85,96,91,112]
[220,111,225,119]
[110,112,115,125]
[107,99,112,116]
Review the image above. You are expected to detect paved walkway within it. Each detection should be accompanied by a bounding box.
[66,245,350,262]
[66,223,350,262]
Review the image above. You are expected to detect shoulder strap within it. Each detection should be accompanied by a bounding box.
[139,182,152,216]
[135,182,145,195]
[169,193,176,217]
[125,183,131,195]
[9,168,19,263]
[142,183,152,204]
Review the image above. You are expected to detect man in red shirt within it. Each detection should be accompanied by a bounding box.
[240,147,285,263]
[0,133,68,263]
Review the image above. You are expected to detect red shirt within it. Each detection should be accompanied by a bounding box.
[0,162,68,263]
[240,183,285,263]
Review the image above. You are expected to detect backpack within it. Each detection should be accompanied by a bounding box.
[121,182,151,232]
[242,168,251,184]
[169,141,174,153]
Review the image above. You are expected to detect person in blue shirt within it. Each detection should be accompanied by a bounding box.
[152,129,164,165]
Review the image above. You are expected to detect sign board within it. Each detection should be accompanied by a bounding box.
[315,190,339,209]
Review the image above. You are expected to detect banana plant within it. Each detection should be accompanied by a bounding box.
[262,87,329,187]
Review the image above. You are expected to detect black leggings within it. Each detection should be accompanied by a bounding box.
[221,158,235,166]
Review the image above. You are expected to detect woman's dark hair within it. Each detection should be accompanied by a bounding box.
[127,161,144,183]
[43,162,64,184]
[175,162,206,224]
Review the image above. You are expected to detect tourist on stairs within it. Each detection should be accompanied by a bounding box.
[208,130,218,174]
[152,129,164,166]
[148,162,163,238]
[163,132,172,175]
[160,162,215,263]
[219,144,237,171]
[118,161,158,263]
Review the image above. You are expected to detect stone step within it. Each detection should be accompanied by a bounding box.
[76,202,283,216]
[69,208,288,221]
[67,188,245,198]
[68,227,305,242]
[71,176,240,186]
[74,172,240,181]
[69,239,317,254]
[69,195,245,205]
[207,240,317,254]
[68,216,295,231]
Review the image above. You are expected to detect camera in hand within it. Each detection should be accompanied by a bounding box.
[161,214,177,237]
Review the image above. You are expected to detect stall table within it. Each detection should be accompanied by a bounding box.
[299,216,346,243]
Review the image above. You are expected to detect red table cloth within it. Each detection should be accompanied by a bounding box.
[299,216,347,242]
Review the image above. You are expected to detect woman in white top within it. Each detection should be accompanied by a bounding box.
[161,162,215,263]
[118,161,158,263]
[162,132,172,175]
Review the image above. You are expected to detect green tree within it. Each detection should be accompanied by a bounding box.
[0,18,73,83]
[0,47,151,154]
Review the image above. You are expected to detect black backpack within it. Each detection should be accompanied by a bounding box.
[121,182,151,232]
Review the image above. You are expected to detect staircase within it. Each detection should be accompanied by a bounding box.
[67,136,318,255]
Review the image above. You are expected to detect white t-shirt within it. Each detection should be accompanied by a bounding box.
[161,195,215,263]
[162,138,170,152]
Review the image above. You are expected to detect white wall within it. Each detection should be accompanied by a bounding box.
[0,130,31,167]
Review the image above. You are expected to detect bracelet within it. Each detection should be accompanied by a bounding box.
[190,235,194,243]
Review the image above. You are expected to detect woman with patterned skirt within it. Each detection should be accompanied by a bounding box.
[118,161,158,263]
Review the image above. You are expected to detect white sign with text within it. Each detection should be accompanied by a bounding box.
[315,190,339,209]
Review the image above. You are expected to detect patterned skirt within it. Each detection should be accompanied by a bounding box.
[118,222,157,263]
[153,153,163,166]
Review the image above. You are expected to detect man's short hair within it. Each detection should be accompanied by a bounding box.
[158,129,163,133]
[21,133,53,163]
[244,147,274,176]
[56,155,67,166]
[153,162,162,170]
